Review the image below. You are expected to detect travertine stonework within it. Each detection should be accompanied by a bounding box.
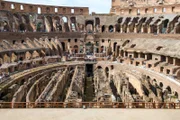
[0,0,180,108]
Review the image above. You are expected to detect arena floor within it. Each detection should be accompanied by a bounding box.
[0,109,180,120]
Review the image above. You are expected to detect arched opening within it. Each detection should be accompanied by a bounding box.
[115,24,120,32]
[151,19,161,34]
[120,50,124,57]
[36,22,43,32]
[62,16,68,23]
[174,92,178,98]
[19,57,23,61]
[74,45,78,53]
[95,18,100,32]
[109,25,114,32]
[122,40,130,47]
[105,67,109,78]
[113,42,117,52]
[95,17,100,26]
[71,17,76,32]
[19,23,26,32]
[166,86,172,93]
[123,17,131,33]
[0,21,9,32]
[97,66,102,69]
[100,46,104,53]
[146,76,151,80]
[61,42,66,52]
[85,20,94,33]
[102,25,105,32]
[116,18,123,32]
[54,16,62,32]
[22,15,29,24]
[161,19,169,33]
[153,79,157,83]
[46,16,53,32]
[176,23,180,33]
[159,82,163,88]
[156,46,163,51]
[62,16,68,32]
[111,65,114,70]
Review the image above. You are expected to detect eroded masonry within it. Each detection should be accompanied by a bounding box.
[0,0,180,108]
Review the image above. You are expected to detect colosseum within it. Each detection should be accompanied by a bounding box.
[0,0,180,114]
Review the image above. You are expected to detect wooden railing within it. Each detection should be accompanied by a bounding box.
[0,102,180,109]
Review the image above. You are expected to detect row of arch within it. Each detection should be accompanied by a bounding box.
[0,12,78,32]
[145,75,179,99]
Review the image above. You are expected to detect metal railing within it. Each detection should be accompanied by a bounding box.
[0,102,180,109]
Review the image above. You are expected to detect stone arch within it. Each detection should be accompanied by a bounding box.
[150,19,161,34]
[19,23,26,31]
[110,65,114,70]
[62,16,68,23]
[25,51,32,60]
[109,25,114,32]
[74,45,78,53]
[176,23,180,34]
[32,51,40,58]
[54,16,62,32]
[56,44,62,56]
[159,82,163,88]
[167,16,179,33]
[86,20,94,33]
[45,16,53,32]
[113,42,117,52]
[22,14,29,24]
[100,46,104,53]
[174,91,178,98]
[166,86,172,93]
[122,40,130,47]
[152,79,157,85]
[50,40,60,55]
[146,76,151,80]
[61,42,66,52]
[40,49,46,57]
[105,67,109,78]
[102,25,105,32]
[123,17,131,33]
[0,21,10,32]
[161,19,169,33]
[116,18,122,32]
[97,66,102,69]
[3,54,10,63]
[70,17,76,32]
[11,52,17,62]
[36,22,43,32]
[115,24,120,32]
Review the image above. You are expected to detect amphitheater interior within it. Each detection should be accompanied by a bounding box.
[0,0,180,109]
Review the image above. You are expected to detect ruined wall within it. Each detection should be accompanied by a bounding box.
[111,0,180,15]
[0,1,89,15]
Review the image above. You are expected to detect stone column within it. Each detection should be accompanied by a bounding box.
[173,58,177,66]
[93,45,96,54]
[141,25,144,33]
[114,25,116,32]
[94,26,96,33]
[127,25,130,33]
[134,25,137,33]
[120,25,123,33]
[148,26,151,33]
[157,25,160,34]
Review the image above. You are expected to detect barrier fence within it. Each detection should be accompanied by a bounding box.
[0,102,180,109]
